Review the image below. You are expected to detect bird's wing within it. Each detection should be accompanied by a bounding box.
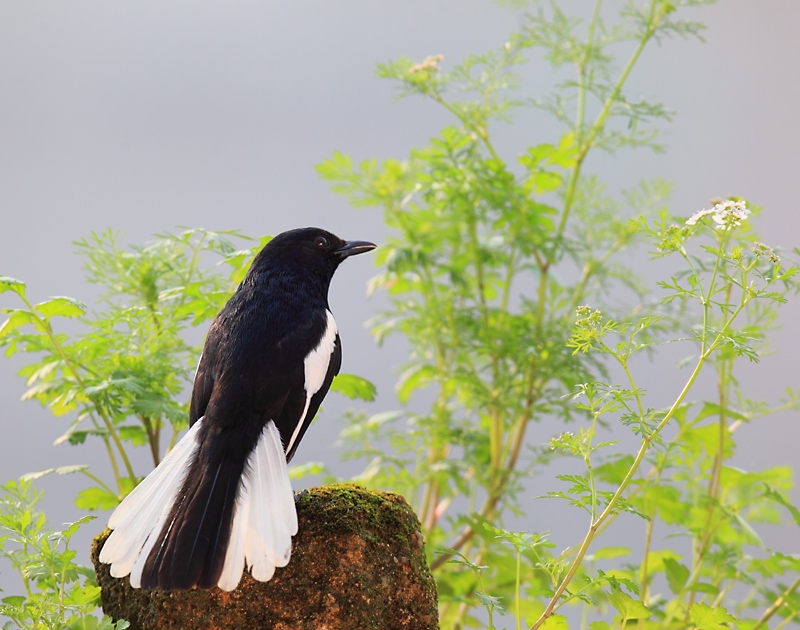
[272,309,342,462]
[189,348,214,427]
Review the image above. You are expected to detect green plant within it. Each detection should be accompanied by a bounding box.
[318,1,800,628]
[0,229,255,507]
[525,203,800,630]
[0,478,128,630]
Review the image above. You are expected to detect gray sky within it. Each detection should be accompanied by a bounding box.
[0,0,798,600]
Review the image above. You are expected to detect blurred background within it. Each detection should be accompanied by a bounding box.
[0,0,798,600]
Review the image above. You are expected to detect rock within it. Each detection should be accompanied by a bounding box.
[91,483,439,630]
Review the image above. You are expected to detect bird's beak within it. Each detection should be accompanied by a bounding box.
[335,240,377,258]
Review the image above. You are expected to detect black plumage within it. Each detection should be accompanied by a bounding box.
[99,227,375,591]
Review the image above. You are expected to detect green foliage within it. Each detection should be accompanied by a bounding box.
[318,1,800,629]
[0,478,128,630]
[0,228,256,506]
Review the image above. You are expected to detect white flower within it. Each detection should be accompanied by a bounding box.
[686,208,714,226]
[711,200,750,230]
[686,200,750,230]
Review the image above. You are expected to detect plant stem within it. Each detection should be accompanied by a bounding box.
[750,574,800,630]
[79,469,117,497]
[142,415,161,467]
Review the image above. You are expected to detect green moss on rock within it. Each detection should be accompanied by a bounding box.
[92,484,439,630]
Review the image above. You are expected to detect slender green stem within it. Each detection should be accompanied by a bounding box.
[79,469,117,498]
[142,415,161,467]
[100,434,121,491]
[501,246,517,313]
[516,550,522,630]
[699,231,730,353]
[774,612,799,630]
[712,574,739,607]
[639,503,656,610]
[750,574,800,630]
[622,358,646,426]
[178,232,207,308]
[575,1,599,143]
[168,425,180,452]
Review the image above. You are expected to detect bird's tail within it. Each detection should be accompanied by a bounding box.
[99,419,298,591]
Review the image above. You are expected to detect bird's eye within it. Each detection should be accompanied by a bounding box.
[315,236,329,248]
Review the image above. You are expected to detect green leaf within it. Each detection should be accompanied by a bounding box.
[729,509,766,548]
[593,455,634,485]
[130,394,178,416]
[663,557,689,594]
[642,550,682,576]
[607,589,651,619]
[118,475,138,499]
[34,296,87,319]
[396,363,436,403]
[589,623,611,630]
[763,484,800,528]
[694,401,748,424]
[475,591,504,612]
[289,461,329,480]
[21,464,89,481]
[64,515,97,537]
[689,582,719,594]
[689,603,736,630]
[591,547,631,560]
[118,425,150,447]
[1,596,25,607]
[329,373,377,401]
[539,614,570,630]
[0,309,38,337]
[0,276,26,297]
[74,486,120,511]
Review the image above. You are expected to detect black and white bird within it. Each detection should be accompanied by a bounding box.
[99,227,376,591]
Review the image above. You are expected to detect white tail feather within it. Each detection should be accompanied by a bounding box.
[265,420,298,547]
[217,420,297,589]
[100,417,299,592]
[217,474,250,591]
[99,419,204,585]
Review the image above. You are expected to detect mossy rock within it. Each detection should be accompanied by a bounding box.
[91,483,439,630]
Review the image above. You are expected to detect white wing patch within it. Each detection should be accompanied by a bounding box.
[284,310,338,457]
[99,419,204,586]
[217,420,298,591]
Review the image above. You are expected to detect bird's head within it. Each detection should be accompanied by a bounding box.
[250,227,376,285]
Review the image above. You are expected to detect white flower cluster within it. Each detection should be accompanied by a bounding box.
[686,200,750,230]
